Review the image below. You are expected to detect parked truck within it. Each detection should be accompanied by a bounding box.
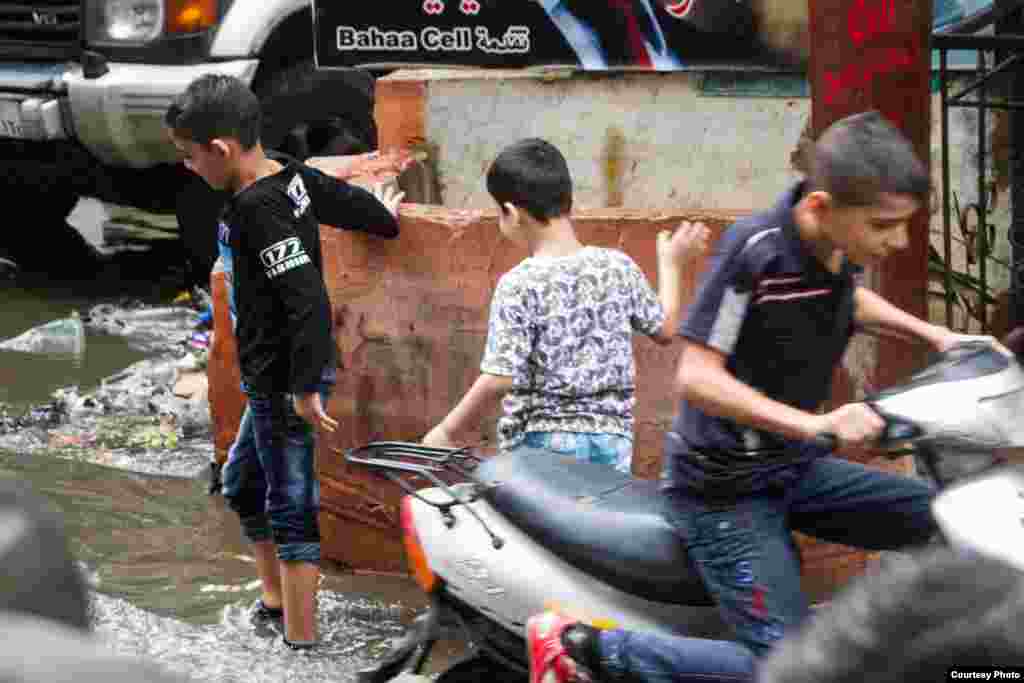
[0,0,375,281]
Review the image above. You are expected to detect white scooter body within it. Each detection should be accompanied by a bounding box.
[351,341,1024,682]
[411,485,726,639]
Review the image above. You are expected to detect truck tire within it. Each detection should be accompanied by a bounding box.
[256,60,376,160]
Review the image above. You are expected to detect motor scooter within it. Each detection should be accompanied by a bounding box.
[346,340,1024,682]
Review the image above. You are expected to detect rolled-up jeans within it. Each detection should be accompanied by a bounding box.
[222,384,332,564]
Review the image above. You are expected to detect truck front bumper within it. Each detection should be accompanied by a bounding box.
[0,58,258,168]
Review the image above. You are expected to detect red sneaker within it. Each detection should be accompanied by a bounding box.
[526,611,592,683]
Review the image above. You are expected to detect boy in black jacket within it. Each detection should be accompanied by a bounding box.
[166,74,401,649]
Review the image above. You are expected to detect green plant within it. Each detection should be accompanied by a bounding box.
[929,190,1011,331]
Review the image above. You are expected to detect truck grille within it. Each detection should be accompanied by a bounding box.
[0,0,80,58]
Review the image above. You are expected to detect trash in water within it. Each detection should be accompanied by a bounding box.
[0,310,85,355]
[187,331,210,350]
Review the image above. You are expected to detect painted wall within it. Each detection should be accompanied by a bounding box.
[378,68,808,212]
[379,67,1013,337]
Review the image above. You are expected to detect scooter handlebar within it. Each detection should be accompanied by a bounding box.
[811,432,916,460]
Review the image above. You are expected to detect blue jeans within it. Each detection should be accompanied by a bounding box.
[221,385,332,564]
[663,456,936,657]
[598,628,754,682]
[521,431,633,474]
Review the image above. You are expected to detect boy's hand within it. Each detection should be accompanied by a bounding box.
[371,182,405,218]
[293,392,338,433]
[931,327,1011,357]
[422,424,457,448]
[658,221,709,268]
[810,402,885,451]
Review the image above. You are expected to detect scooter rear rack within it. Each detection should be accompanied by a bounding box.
[340,441,505,548]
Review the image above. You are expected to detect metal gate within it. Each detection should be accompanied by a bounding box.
[933,1,1024,334]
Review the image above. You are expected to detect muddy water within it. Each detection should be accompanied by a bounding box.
[1,447,430,682]
[0,285,150,410]
[1,271,458,681]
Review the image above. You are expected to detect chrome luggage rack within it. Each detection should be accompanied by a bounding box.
[341,441,504,548]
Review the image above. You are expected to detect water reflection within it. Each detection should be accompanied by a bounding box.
[0,267,463,681]
[0,448,432,682]
[0,286,149,411]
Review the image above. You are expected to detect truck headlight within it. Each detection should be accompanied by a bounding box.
[88,0,164,44]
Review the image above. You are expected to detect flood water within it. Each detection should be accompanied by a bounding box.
[0,447,426,682]
[1,259,451,681]
[0,283,150,411]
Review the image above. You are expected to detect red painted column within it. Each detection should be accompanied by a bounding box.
[809,0,934,389]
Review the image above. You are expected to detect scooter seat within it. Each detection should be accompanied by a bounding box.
[476,448,713,606]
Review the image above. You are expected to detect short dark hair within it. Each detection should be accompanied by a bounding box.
[486,138,573,223]
[165,73,261,149]
[760,548,1024,683]
[804,110,930,207]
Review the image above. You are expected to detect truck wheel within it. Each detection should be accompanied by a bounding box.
[256,60,376,160]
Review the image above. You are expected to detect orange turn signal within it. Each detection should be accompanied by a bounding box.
[166,0,216,34]
[401,495,439,594]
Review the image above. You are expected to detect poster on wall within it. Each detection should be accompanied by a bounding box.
[312,0,798,72]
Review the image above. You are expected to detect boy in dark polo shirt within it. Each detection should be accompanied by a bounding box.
[526,111,988,682]
[664,111,978,653]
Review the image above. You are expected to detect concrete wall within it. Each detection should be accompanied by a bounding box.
[378,68,1015,337]
[376,69,808,212]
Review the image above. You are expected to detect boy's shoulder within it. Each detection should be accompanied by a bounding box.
[587,245,635,267]
[716,208,792,271]
[234,163,312,221]
[718,183,804,259]
[501,247,630,284]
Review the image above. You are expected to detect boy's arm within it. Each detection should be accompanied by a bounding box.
[423,373,513,447]
[853,287,989,352]
[239,195,335,412]
[424,276,530,446]
[677,230,881,449]
[649,221,709,345]
[677,344,822,440]
[678,342,883,448]
[298,165,401,238]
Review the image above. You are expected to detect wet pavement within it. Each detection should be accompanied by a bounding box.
[0,238,455,682]
[1,447,425,682]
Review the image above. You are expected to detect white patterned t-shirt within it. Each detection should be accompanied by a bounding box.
[480,246,666,451]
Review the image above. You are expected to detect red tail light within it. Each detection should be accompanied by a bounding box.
[401,495,439,593]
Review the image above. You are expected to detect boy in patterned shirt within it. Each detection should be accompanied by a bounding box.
[423,138,707,472]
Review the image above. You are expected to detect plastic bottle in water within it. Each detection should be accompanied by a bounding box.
[0,310,86,356]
